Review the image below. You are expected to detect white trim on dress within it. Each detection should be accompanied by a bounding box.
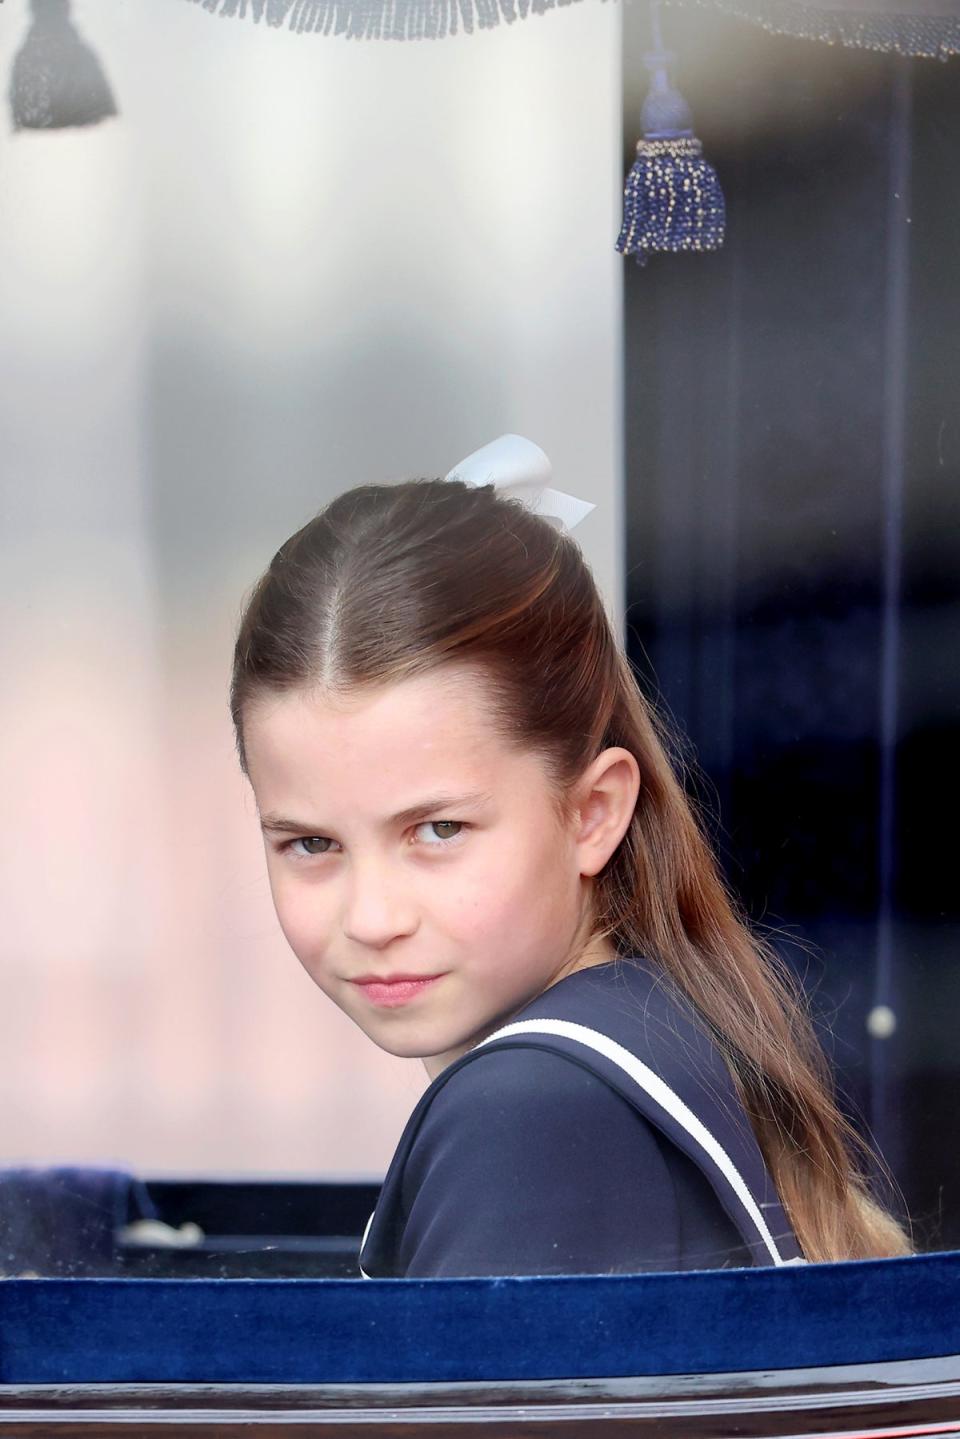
[477,1017,794,1267]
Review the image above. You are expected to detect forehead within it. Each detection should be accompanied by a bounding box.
[243,667,532,812]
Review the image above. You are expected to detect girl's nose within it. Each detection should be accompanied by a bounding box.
[341,861,419,948]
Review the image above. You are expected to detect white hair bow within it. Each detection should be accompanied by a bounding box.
[444,435,595,535]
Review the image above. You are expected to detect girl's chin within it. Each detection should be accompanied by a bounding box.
[356,1020,469,1068]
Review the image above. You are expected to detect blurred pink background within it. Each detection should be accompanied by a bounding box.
[0,0,623,1179]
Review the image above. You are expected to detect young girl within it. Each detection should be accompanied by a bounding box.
[230,436,910,1278]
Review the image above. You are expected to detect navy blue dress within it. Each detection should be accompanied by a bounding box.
[359,955,804,1278]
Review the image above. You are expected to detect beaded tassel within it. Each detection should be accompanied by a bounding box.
[10,1,117,130]
[616,1,725,264]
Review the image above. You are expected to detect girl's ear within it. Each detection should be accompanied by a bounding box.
[572,747,641,878]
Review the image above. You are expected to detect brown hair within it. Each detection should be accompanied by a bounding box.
[231,477,910,1263]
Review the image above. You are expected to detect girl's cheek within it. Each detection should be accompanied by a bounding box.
[269,878,330,957]
[288,892,332,945]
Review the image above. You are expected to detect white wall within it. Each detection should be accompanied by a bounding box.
[0,0,623,1177]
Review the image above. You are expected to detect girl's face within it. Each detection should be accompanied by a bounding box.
[242,666,617,1079]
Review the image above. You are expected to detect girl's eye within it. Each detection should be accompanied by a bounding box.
[414,820,464,846]
[288,836,338,857]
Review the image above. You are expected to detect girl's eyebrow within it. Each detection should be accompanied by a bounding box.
[259,791,493,835]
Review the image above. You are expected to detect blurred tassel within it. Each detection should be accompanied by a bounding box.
[10,0,117,132]
[616,0,725,265]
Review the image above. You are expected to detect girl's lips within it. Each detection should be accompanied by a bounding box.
[352,974,445,1008]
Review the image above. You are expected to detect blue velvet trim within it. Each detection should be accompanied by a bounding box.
[1,1251,957,1386]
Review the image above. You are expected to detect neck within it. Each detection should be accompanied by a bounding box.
[419,931,617,1082]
